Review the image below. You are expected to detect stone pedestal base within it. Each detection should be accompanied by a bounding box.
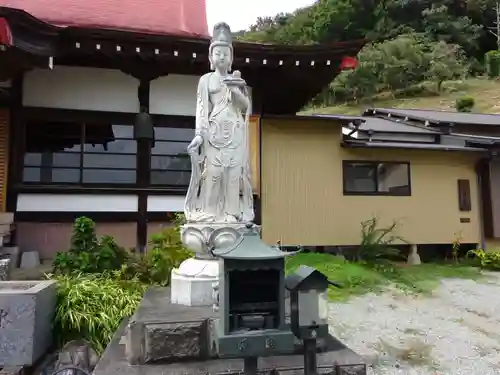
[170,258,219,307]
[171,222,260,307]
[407,244,421,265]
[180,222,255,256]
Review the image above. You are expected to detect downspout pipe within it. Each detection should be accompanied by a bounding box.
[475,152,496,250]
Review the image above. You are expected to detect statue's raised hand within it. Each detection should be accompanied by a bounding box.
[187,135,203,154]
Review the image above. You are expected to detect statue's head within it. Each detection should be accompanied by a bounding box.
[209,22,233,72]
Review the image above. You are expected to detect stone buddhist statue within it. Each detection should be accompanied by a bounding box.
[173,22,256,307]
[184,22,254,223]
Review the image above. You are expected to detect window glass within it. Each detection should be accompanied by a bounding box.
[151,141,190,156]
[154,127,194,141]
[23,120,137,185]
[83,140,137,154]
[344,163,376,193]
[84,123,136,153]
[377,163,410,194]
[22,167,80,183]
[109,125,134,139]
[150,170,191,186]
[83,154,136,169]
[82,169,136,184]
[151,155,190,171]
[24,152,81,168]
[344,162,410,196]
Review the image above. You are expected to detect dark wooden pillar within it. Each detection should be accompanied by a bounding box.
[7,74,24,247]
[136,79,151,252]
[121,65,168,253]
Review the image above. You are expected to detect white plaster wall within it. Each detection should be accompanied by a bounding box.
[149,74,200,116]
[23,66,140,113]
[17,194,138,212]
[147,195,184,212]
[149,75,254,116]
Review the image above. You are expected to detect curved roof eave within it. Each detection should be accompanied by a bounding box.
[0,6,366,114]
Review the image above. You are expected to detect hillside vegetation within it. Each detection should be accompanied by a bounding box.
[237,0,500,112]
[301,78,500,115]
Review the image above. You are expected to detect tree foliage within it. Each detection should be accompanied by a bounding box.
[236,0,488,107]
[310,33,468,105]
[238,0,495,57]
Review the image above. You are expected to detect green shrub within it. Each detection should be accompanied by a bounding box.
[425,41,467,92]
[485,50,500,78]
[467,249,500,270]
[54,214,193,285]
[354,217,405,262]
[53,217,128,275]
[51,214,193,353]
[455,96,475,112]
[68,216,98,253]
[117,213,193,285]
[145,214,192,284]
[468,57,486,77]
[313,34,467,106]
[51,273,147,353]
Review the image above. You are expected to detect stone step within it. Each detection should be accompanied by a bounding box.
[0,213,14,226]
[20,252,40,270]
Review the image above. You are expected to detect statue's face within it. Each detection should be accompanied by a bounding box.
[211,45,232,71]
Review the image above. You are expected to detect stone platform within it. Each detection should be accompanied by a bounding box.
[125,287,217,364]
[94,287,366,375]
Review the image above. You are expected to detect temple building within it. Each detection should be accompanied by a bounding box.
[0,1,364,257]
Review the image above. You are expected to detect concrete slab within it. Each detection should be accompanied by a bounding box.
[96,318,366,375]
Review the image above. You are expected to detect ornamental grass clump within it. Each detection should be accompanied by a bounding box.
[51,273,147,353]
[467,249,500,271]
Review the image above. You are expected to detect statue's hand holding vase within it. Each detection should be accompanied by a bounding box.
[223,70,246,88]
[223,71,248,109]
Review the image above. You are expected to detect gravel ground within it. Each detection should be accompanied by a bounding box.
[328,272,500,375]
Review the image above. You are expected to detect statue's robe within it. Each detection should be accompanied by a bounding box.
[184,72,254,222]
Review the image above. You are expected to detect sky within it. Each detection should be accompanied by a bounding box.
[205,0,316,34]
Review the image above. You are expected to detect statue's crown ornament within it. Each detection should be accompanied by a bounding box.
[211,22,232,47]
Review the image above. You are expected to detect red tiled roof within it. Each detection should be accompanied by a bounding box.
[0,0,209,37]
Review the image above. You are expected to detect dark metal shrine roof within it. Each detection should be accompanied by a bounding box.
[212,228,290,260]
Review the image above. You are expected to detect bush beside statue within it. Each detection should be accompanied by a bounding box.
[49,215,192,353]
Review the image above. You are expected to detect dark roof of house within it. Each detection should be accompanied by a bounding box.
[364,108,500,126]
[275,113,365,124]
[358,117,438,134]
[309,114,438,134]
[343,140,488,152]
